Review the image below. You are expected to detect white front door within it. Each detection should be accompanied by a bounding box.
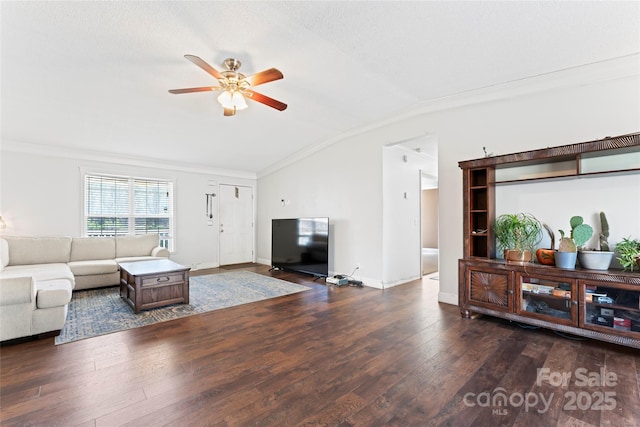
[219,184,254,266]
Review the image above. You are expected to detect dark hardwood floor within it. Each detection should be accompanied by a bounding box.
[1,264,638,426]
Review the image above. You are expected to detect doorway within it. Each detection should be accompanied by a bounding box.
[395,135,439,277]
[421,174,439,276]
[218,184,254,266]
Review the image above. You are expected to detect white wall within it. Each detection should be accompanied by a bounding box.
[382,145,431,287]
[496,175,640,267]
[0,149,256,270]
[257,62,640,304]
[256,134,384,283]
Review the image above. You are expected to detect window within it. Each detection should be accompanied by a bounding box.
[84,174,174,250]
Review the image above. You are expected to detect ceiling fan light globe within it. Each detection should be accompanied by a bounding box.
[217,90,233,108]
[217,90,248,111]
[232,92,248,110]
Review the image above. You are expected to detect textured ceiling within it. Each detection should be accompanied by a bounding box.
[2,1,639,175]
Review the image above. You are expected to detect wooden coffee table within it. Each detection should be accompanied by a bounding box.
[119,259,190,314]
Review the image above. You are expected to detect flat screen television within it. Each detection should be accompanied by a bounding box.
[271,217,329,277]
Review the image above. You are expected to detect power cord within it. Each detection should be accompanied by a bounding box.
[346,266,363,287]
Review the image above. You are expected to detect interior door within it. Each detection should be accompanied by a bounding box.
[219,184,254,266]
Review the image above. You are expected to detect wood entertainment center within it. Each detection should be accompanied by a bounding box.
[458,132,640,349]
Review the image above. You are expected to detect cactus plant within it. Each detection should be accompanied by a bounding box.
[558,216,593,252]
[556,216,593,269]
[599,211,610,251]
[577,212,615,270]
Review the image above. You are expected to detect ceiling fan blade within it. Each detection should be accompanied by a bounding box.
[184,54,223,80]
[223,108,236,117]
[244,68,284,87]
[243,90,287,111]
[169,86,220,94]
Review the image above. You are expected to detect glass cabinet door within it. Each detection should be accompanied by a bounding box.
[581,281,640,338]
[516,274,577,326]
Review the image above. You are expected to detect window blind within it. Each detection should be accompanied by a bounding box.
[84,174,174,249]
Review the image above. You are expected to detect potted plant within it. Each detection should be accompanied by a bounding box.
[556,215,593,269]
[494,213,543,263]
[578,212,615,270]
[616,237,640,272]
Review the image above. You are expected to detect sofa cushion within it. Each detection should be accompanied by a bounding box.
[115,255,166,264]
[151,246,171,258]
[1,263,74,284]
[115,234,159,258]
[68,259,118,276]
[35,279,72,309]
[70,237,115,261]
[0,276,34,305]
[3,236,72,266]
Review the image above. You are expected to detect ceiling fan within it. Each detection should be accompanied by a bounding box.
[169,55,287,116]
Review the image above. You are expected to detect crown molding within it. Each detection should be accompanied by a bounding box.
[257,54,639,178]
[0,139,257,180]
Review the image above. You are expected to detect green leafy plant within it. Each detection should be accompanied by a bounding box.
[558,216,593,252]
[494,213,543,256]
[616,237,640,272]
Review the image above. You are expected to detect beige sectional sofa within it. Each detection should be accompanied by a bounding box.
[0,234,170,341]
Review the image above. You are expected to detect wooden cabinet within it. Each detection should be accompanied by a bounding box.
[119,260,190,314]
[516,273,577,327]
[458,132,640,349]
[461,262,511,313]
[459,259,640,348]
[580,280,640,347]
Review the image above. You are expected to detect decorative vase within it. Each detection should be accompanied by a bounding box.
[536,248,556,265]
[578,251,614,270]
[554,251,577,269]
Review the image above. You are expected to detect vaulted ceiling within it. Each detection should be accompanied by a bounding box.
[2,1,638,175]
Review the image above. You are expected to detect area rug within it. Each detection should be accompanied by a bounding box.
[55,271,310,345]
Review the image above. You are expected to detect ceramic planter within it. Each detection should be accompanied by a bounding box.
[554,251,577,269]
[504,249,532,264]
[578,250,614,270]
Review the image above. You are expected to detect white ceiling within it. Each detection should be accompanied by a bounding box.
[2,1,639,175]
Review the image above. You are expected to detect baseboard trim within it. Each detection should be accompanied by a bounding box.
[256,258,271,266]
[190,261,219,271]
[438,291,458,306]
[381,275,421,289]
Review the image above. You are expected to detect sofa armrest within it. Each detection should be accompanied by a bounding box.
[151,246,170,258]
[0,276,35,305]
